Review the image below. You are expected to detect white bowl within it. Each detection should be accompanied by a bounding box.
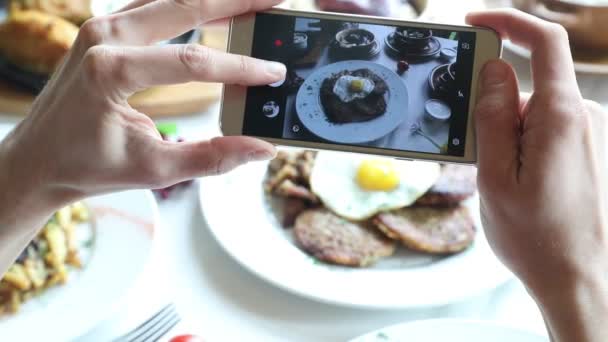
[425,99,452,121]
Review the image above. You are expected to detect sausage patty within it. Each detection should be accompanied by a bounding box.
[416,165,477,207]
[373,206,475,254]
[294,209,396,267]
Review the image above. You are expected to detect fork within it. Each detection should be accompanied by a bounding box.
[410,121,443,151]
[114,304,181,342]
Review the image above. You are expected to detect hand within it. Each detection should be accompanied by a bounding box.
[0,0,286,269]
[468,9,608,341]
[3,0,286,201]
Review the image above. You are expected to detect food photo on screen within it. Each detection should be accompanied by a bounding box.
[243,13,476,157]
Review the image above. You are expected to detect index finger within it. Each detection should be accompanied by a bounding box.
[108,0,283,45]
[466,9,578,94]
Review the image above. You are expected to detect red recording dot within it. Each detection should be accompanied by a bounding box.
[274,39,283,47]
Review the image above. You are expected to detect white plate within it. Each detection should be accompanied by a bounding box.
[296,60,409,144]
[199,161,512,309]
[349,319,548,342]
[0,122,158,341]
[0,190,158,341]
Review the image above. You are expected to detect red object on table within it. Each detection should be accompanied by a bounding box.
[397,60,410,74]
[170,334,205,342]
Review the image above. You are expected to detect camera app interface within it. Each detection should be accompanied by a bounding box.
[243,13,477,156]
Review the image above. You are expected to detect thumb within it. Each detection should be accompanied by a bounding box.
[162,136,276,183]
[474,59,521,192]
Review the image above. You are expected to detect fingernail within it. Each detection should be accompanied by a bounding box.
[482,60,509,87]
[265,61,287,78]
[248,149,275,162]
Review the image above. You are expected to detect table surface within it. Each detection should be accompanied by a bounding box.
[1,33,607,342]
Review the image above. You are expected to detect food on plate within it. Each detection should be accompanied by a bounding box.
[265,150,477,267]
[416,165,477,207]
[10,0,93,25]
[284,69,305,93]
[333,75,376,103]
[294,209,396,267]
[339,29,373,47]
[265,150,318,203]
[331,28,379,60]
[373,206,476,254]
[265,150,319,226]
[278,197,312,227]
[0,9,78,74]
[0,203,90,314]
[320,69,389,124]
[310,151,440,221]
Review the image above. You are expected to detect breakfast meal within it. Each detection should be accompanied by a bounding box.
[320,69,388,124]
[0,203,90,314]
[10,0,93,25]
[265,150,478,267]
[0,1,196,93]
[0,8,78,75]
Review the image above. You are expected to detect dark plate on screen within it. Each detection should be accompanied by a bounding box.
[385,34,441,61]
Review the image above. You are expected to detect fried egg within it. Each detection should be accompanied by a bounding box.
[332,75,375,103]
[310,151,441,221]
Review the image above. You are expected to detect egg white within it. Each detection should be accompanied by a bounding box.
[310,151,441,221]
[332,75,375,103]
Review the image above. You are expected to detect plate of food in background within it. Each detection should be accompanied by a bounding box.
[0,125,158,340]
[296,60,408,144]
[484,0,608,74]
[0,0,199,94]
[199,149,512,309]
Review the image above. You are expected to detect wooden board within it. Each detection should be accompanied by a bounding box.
[0,25,229,117]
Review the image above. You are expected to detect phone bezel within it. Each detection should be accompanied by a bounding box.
[220,8,502,164]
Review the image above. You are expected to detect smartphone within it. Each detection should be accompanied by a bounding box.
[221,8,502,164]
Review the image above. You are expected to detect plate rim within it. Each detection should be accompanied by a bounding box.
[198,161,513,310]
[347,318,549,341]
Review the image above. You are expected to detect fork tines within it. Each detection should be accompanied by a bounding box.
[115,303,181,342]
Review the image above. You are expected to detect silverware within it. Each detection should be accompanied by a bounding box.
[114,304,181,342]
[410,121,442,151]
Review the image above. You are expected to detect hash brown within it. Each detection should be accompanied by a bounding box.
[374,206,475,254]
[294,209,396,267]
[415,165,477,207]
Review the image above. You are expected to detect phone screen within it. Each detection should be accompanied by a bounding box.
[241,13,477,157]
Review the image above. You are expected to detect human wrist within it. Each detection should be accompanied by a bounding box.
[526,263,608,342]
[0,133,74,231]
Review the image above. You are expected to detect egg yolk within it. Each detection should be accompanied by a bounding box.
[356,160,400,191]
